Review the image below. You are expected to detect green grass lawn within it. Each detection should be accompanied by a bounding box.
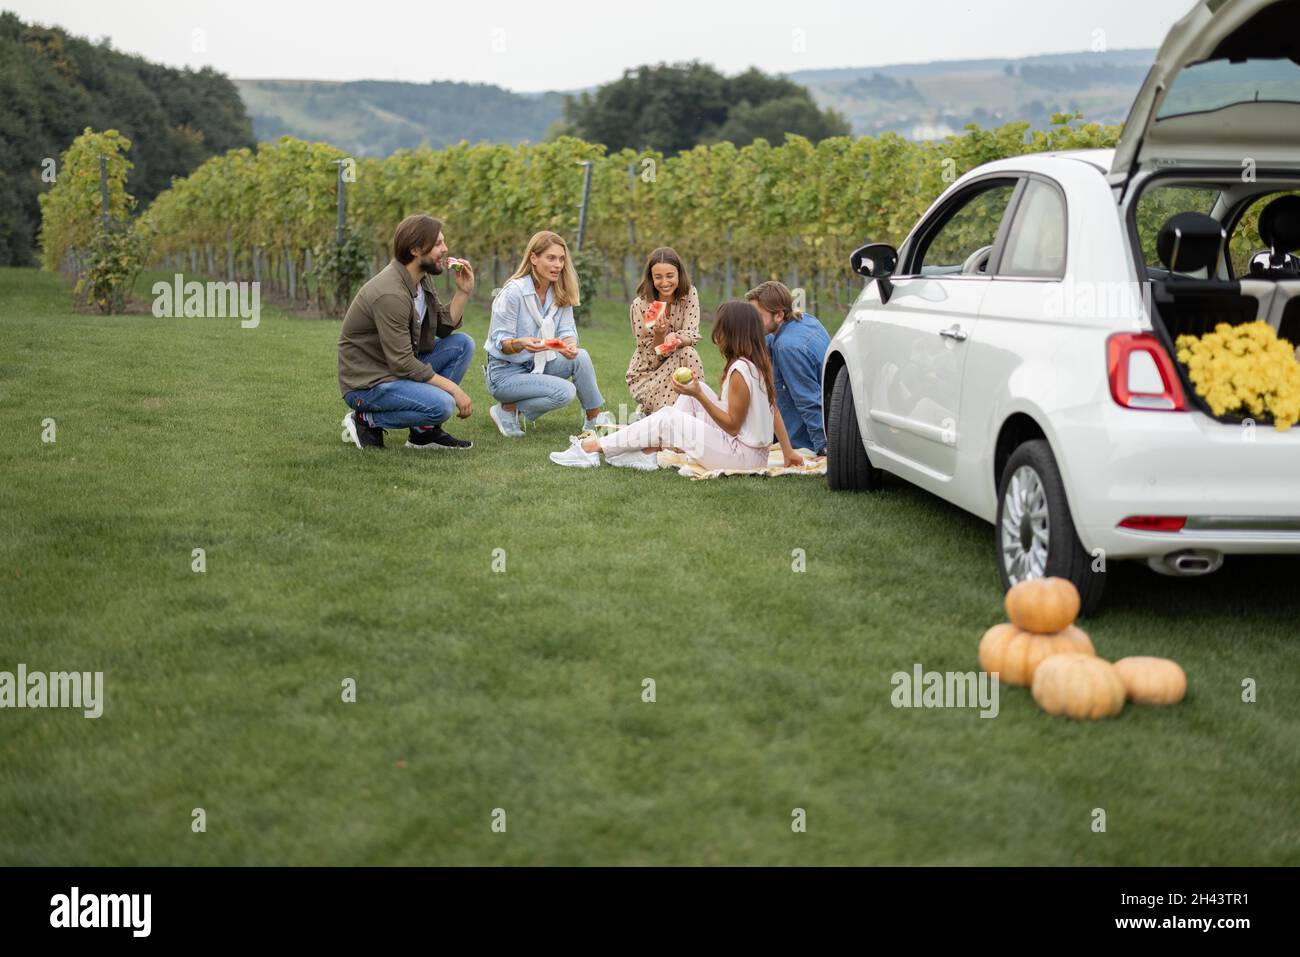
[1,265,1297,865]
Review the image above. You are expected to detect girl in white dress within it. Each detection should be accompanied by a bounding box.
[549,301,804,472]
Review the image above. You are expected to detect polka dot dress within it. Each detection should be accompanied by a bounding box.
[625,286,706,413]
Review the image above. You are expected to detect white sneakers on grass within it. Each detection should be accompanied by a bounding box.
[549,438,601,468]
[548,439,659,471]
[493,407,615,440]
[608,449,659,471]
[582,411,616,432]
[490,404,526,438]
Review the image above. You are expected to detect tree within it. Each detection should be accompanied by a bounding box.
[714,96,849,146]
[562,61,847,154]
[0,12,253,266]
[38,127,148,313]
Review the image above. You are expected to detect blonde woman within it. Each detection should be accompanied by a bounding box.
[625,247,705,414]
[484,231,614,437]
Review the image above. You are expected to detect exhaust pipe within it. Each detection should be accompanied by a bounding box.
[1148,549,1224,577]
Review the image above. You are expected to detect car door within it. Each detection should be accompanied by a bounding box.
[958,175,1071,516]
[859,177,1019,482]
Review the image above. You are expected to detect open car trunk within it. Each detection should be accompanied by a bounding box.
[1110,0,1300,188]
[1146,274,1300,424]
[1150,278,1300,341]
[1114,0,1300,424]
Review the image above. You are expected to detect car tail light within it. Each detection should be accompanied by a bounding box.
[1119,515,1187,532]
[1107,333,1187,411]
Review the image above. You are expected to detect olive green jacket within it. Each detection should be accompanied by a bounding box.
[337,261,461,394]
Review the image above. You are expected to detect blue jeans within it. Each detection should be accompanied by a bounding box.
[485,350,605,422]
[343,332,474,429]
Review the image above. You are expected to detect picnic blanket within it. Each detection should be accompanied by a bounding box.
[582,422,826,479]
[655,445,827,480]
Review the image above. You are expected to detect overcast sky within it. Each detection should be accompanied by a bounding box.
[7,0,1193,91]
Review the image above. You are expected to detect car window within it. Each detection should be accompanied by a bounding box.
[997,180,1066,279]
[914,183,1016,276]
[1134,184,1221,273]
[1230,190,1300,277]
[1158,58,1300,119]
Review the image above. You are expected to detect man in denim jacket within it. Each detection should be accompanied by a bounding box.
[747,281,831,456]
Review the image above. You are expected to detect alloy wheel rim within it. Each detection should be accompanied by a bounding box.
[1001,465,1049,584]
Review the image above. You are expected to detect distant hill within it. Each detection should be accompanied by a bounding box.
[791,48,1156,139]
[235,48,1156,158]
[235,79,565,156]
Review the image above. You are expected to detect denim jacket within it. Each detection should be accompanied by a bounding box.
[767,313,831,452]
[484,275,578,366]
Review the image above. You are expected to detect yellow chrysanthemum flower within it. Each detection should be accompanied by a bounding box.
[1174,321,1300,430]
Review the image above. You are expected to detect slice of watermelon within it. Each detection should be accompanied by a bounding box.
[654,334,681,356]
[542,338,566,349]
[644,300,666,328]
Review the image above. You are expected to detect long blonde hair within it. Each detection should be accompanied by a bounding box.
[509,231,580,307]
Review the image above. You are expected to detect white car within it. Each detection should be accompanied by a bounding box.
[824,0,1300,613]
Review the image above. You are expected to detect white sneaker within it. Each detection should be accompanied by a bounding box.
[583,411,616,432]
[490,404,526,438]
[548,438,601,468]
[607,449,659,471]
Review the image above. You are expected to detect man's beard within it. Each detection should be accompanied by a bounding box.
[419,254,442,275]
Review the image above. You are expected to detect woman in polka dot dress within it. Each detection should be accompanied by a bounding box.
[625,247,706,414]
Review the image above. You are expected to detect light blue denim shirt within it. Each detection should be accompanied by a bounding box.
[484,275,578,365]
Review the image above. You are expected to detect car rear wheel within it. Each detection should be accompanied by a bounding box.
[995,439,1106,615]
[827,364,882,491]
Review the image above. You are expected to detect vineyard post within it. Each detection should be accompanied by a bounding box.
[575,160,593,251]
[625,161,637,300]
[724,227,734,301]
[332,159,347,245]
[98,155,110,227]
[332,159,349,308]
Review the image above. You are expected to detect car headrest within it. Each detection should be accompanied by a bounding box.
[1258,195,1300,254]
[1156,212,1225,274]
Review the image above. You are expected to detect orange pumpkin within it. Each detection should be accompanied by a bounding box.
[1031,653,1126,719]
[978,622,1095,687]
[1004,577,1081,633]
[1114,656,1187,705]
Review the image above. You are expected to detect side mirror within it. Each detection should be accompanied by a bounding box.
[850,242,899,303]
[850,242,898,278]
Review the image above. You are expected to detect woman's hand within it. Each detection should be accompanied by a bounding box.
[772,406,802,468]
[670,369,702,398]
[558,338,579,360]
[516,337,548,353]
